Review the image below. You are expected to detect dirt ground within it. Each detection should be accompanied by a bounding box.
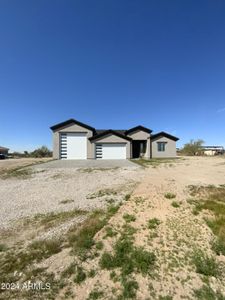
[1,156,225,300]
[69,156,225,300]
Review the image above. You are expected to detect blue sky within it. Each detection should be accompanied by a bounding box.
[0,0,225,152]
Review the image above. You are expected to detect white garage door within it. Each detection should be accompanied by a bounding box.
[96,143,126,159]
[60,133,87,159]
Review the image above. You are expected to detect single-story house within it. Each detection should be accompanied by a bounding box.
[0,146,9,156]
[50,118,179,160]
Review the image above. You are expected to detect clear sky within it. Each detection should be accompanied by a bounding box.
[0,0,225,152]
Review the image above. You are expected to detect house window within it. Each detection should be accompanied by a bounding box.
[157,142,166,152]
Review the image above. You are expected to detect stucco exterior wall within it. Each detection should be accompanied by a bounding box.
[127,130,150,140]
[91,134,131,159]
[52,123,94,159]
[151,136,177,158]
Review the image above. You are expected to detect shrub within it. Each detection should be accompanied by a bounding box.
[192,250,220,277]
[164,193,176,199]
[123,213,136,223]
[211,238,225,256]
[31,146,52,158]
[74,266,86,284]
[148,218,161,229]
[194,285,225,300]
[171,201,180,208]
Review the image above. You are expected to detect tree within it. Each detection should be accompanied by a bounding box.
[181,139,205,156]
[31,146,52,158]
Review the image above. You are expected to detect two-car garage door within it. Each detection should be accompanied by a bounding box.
[60,133,87,159]
[96,144,126,159]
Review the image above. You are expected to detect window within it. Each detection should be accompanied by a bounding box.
[157,142,166,152]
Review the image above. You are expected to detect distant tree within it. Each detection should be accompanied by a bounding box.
[24,151,29,157]
[181,139,205,156]
[31,146,52,158]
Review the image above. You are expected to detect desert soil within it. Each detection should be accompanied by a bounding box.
[68,156,225,300]
[1,156,225,300]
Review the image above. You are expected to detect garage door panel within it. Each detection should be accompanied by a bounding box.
[96,143,126,159]
[60,133,87,159]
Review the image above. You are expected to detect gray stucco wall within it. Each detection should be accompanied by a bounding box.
[151,136,177,158]
[52,123,94,159]
[91,134,131,159]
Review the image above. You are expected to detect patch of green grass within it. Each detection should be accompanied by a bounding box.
[61,262,77,278]
[0,167,33,179]
[211,238,225,256]
[131,158,180,168]
[171,201,180,208]
[104,226,118,238]
[120,278,139,299]
[192,250,220,277]
[95,241,104,250]
[73,266,86,284]
[194,285,225,300]
[68,205,120,259]
[148,218,161,229]
[0,243,7,252]
[87,189,117,199]
[123,213,136,223]
[100,234,156,277]
[88,269,96,278]
[164,192,176,199]
[59,199,74,204]
[187,185,225,253]
[87,288,104,300]
[0,238,62,283]
[24,209,87,229]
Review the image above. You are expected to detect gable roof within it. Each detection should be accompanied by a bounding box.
[50,118,96,132]
[89,130,132,142]
[125,125,152,135]
[151,131,179,141]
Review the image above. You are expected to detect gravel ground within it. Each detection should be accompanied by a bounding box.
[0,164,143,229]
[34,159,138,169]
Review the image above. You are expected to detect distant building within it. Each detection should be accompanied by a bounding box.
[0,146,9,156]
[202,146,224,156]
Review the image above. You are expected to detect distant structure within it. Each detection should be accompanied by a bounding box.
[0,146,9,156]
[201,146,224,156]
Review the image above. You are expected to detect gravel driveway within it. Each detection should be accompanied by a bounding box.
[0,161,143,229]
[34,159,138,169]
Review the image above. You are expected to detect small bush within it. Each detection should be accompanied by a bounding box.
[74,266,86,284]
[87,288,104,300]
[164,193,176,199]
[194,284,225,300]
[104,226,117,238]
[192,250,220,277]
[171,201,180,208]
[121,279,139,299]
[95,241,104,250]
[125,194,131,201]
[123,213,136,223]
[148,218,161,229]
[211,238,225,256]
